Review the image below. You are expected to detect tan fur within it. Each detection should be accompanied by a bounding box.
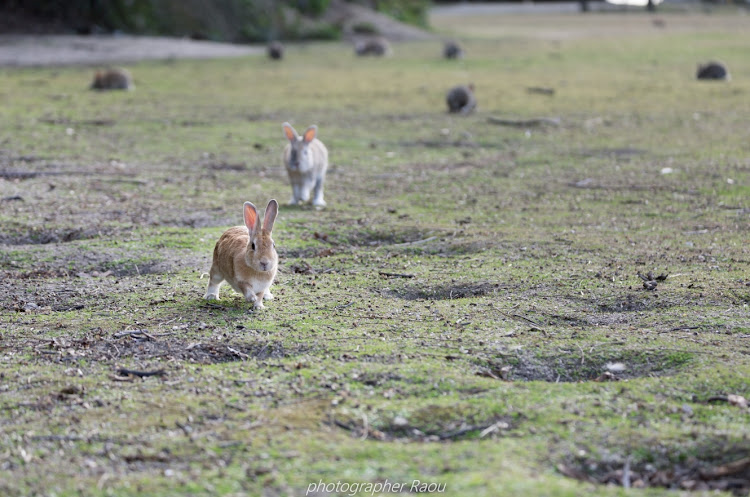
[204,200,278,309]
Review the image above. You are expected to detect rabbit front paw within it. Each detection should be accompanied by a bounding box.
[243,290,258,304]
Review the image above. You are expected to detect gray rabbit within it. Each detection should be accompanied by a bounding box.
[697,61,730,81]
[282,122,329,207]
[91,68,134,90]
[446,84,476,114]
[443,41,464,59]
[267,41,284,60]
[354,37,391,57]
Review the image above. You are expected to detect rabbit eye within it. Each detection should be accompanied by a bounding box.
[251,242,256,251]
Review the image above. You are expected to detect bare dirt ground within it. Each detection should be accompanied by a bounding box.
[0,0,433,68]
[0,34,263,67]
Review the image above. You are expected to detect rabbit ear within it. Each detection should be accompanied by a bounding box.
[302,125,317,143]
[263,199,278,233]
[283,122,298,142]
[243,201,260,236]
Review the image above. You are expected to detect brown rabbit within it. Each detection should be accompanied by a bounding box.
[90,68,134,90]
[204,200,279,309]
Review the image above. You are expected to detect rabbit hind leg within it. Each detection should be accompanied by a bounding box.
[204,268,225,300]
[312,177,326,207]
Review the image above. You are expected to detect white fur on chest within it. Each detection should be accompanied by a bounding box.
[228,273,273,298]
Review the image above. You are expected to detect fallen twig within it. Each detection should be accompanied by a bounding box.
[391,236,437,247]
[332,418,355,431]
[526,86,555,96]
[439,422,499,440]
[113,329,155,340]
[704,395,745,405]
[201,302,227,310]
[30,434,121,443]
[108,374,134,382]
[510,313,546,333]
[399,140,477,149]
[479,420,509,438]
[568,180,677,191]
[700,456,750,480]
[476,369,500,380]
[30,435,86,442]
[116,368,166,378]
[378,272,416,278]
[99,178,148,186]
[360,413,369,441]
[623,456,632,489]
[227,347,249,360]
[0,169,97,180]
[488,116,561,127]
[667,326,703,332]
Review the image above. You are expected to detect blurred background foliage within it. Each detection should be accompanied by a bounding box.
[2,0,431,41]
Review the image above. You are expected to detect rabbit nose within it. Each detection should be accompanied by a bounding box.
[260,261,268,271]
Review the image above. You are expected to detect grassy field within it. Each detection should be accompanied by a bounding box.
[1,9,750,497]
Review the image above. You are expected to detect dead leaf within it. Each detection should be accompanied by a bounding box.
[476,365,512,380]
[595,371,619,382]
[637,271,668,291]
[58,385,84,397]
[290,261,313,274]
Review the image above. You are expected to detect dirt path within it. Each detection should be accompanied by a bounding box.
[0,34,263,67]
[0,0,434,68]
